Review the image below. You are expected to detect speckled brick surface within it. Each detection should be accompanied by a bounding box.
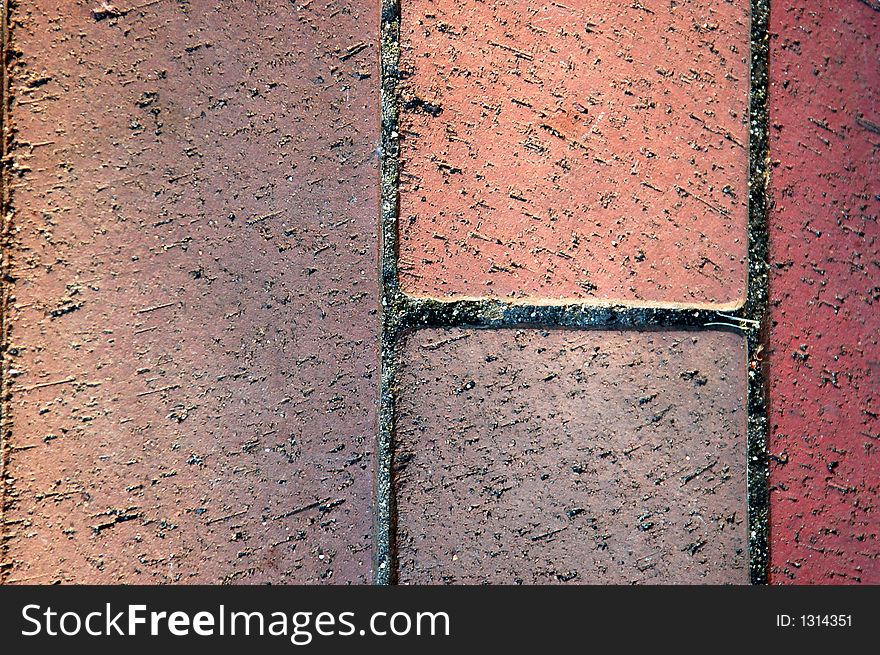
[397,0,750,306]
[767,0,880,584]
[3,0,877,589]
[394,329,748,584]
[1,1,378,583]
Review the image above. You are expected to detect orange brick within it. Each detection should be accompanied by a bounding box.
[398,0,750,306]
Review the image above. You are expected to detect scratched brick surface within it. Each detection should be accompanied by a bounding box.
[1,1,378,583]
[768,0,880,584]
[397,0,750,306]
[394,329,748,584]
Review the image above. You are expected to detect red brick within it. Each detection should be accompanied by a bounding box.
[397,1,750,306]
[2,1,378,583]
[394,329,748,584]
[768,1,880,584]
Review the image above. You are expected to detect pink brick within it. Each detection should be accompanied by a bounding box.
[395,329,749,584]
[2,0,378,584]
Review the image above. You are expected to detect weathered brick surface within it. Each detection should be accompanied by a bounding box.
[394,329,748,584]
[2,1,378,583]
[397,0,750,306]
[768,0,880,584]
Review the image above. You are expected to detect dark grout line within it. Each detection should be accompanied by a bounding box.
[376,0,403,586]
[743,0,771,586]
[376,0,771,585]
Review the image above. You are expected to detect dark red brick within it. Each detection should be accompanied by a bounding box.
[394,329,748,584]
[397,0,750,306]
[768,0,880,584]
[1,1,378,583]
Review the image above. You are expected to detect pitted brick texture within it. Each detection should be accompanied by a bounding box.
[394,329,748,584]
[398,0,750,306]
[2,1,378,583]
[768,0,880,584]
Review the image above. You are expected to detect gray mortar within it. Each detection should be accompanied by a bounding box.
[376,0,771,585]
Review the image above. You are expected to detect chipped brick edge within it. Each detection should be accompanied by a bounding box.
[0,0,12,585]
[377,0,770,584]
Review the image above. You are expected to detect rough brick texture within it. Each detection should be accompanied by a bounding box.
[2,1,378,583]
[397,0,750,306]
[394,329,748,584]
[768,0,880,584]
